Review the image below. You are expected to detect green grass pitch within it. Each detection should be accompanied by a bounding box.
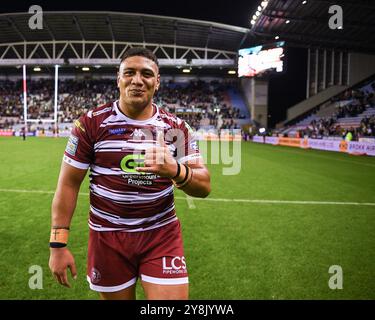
[0,136,374,299]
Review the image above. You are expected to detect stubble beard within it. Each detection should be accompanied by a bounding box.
[120,92,153,116]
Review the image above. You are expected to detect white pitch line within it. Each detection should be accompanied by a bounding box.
[174,196,375,206]
[0,188,375,207]
[0,188,89,196]
[185,194,196,209]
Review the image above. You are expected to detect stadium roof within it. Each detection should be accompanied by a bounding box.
[250,0,375,54]
[2,3,373,71]
[0,11,253,68]
[0,11,251,49]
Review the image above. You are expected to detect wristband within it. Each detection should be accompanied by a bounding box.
[174,165,193,189]
[171,161,181,180]
[49,228,69,248]
[175,164,190,185]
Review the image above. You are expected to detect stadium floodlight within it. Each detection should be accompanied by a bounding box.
[252,14,257,20]
[0,59,64,66]
[261,1,268,8]
[275,35,280,39]
[191,59,235,67]
[69,58,188,67]
[255,11,261,16]
[158,59,187,66]
[285,20,290,24]
[259,128,266,134]
[82,67,90,71]
[228,70,236,74]
[258,6,262,11]
[302,0,307,4]
[69,58,119,65]
[33,67,41,72]
[182,68,191,73]
[251,20,256,25]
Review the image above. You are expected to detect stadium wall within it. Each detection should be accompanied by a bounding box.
[252,136,375,157]
[349,53,375,86]
[240,77,268,128]
[285,85,347,123]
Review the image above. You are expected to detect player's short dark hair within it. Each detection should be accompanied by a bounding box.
[120,47,159,68]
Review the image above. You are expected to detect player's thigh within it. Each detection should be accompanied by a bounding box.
[141,281,188,300]
[99,284,136,300]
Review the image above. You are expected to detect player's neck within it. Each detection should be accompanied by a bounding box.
[119,100,155,121]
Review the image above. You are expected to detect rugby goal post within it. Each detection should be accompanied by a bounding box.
[23,64,60,134]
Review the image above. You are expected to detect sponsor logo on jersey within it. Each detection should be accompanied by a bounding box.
[108,128,127,135]
[126,174,157,186]
[130,129,146,138]
[162,256,187,275]
[92,107,112,117]
[120,154,145,174]
[74,119,85,132]
[65,134,79,156]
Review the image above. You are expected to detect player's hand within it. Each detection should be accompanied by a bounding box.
[136,132,178,178]
[49,247,77,288]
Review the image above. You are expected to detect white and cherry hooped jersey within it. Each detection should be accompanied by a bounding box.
[63,101,201,232]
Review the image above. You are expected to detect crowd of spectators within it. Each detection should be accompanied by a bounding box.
[156,80,244,130]
[298,115,375,140]
[0,80,23,118]
[305,118,337,137]
[334,103,367,118]
[331,84,375,107]
[0,78,245,130]
[292,80,375,139]
[359,115,375,137]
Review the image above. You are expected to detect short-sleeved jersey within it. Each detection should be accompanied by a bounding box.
[63,101,201,232]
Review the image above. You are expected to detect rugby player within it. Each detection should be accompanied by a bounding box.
[48,47,211,300]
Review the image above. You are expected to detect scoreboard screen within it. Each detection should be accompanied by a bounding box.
[238,41,285,77]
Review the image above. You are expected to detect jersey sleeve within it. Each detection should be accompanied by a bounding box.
[63,115,94,170]
[175,120,202,164]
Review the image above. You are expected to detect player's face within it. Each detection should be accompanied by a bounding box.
[117,56,160,109]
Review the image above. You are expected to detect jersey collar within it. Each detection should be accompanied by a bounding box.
[114,100,159,124]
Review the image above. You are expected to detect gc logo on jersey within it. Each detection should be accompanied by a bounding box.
[120,154,145,174]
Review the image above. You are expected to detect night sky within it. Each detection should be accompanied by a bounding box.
[1,0,308,127]
[0,0,259,27]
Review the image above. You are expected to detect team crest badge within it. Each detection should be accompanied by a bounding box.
[91,267,101,284]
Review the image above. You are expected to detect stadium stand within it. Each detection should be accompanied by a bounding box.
[0,11,255,138]
[1,4,375,144]
[278,77,375,140]
[0,78,248,132]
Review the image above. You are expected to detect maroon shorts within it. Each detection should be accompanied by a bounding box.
[86,220,188,292]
